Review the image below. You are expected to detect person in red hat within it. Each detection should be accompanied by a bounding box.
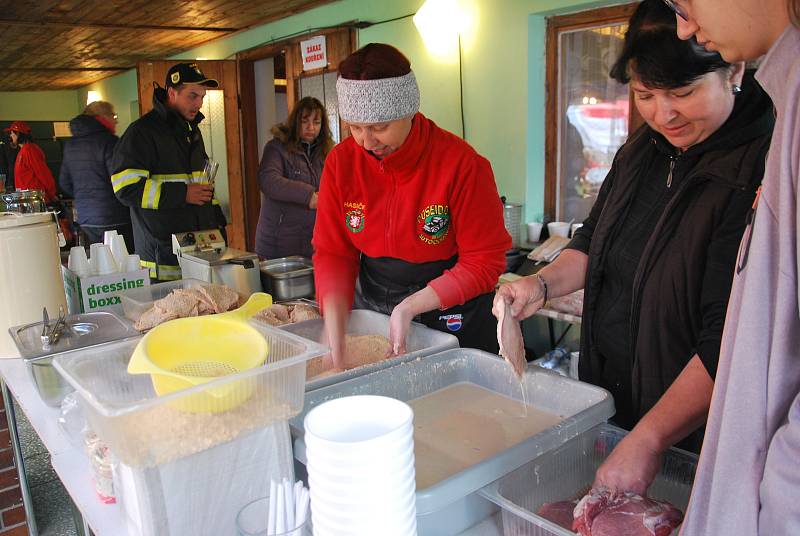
[6,121,57,202]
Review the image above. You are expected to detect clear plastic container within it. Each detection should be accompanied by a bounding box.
[281,309,460,391]
[120,278,207,325]
[479,423,697,536]
[53,322,327,467]
[291,348,614,535]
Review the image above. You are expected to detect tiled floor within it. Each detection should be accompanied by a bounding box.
[13,400,79,536]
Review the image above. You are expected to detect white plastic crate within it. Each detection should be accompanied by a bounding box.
[53,322,327,467]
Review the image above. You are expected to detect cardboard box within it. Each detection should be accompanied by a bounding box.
[62,266,150,313]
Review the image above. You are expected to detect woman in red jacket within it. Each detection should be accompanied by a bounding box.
[313,44,511,369]
[7,121,57,202]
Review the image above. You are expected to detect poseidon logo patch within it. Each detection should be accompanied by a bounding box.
[417,204,450,244]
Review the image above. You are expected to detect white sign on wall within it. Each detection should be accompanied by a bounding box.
[301,35,327,71]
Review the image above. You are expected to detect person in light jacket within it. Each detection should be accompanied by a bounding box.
[665,0,800,534]
[255,97,334,259]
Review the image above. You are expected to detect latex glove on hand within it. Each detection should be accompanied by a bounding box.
[493,274,546,322]
[592,429,662,496]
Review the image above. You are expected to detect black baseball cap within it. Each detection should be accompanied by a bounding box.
[165,62,219,89]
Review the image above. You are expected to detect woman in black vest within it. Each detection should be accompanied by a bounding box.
[495,0,774,494]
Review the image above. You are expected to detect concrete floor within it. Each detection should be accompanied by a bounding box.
[13,399,79,536]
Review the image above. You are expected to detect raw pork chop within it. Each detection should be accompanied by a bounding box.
[573,487,683,536]
[537,500,579,530]
[497,296,526,379]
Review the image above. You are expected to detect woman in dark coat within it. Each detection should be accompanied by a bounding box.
[255,97,334,259]
[60,101,133,250]
[495,0,774,494]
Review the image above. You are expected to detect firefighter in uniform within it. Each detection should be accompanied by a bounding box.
[111,62,225,281]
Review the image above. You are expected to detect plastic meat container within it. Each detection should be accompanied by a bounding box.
[120,278,207,326]
[479,423,697,536]
[290,348,614,535]
[281,309,459,391]
[53,321,327,468]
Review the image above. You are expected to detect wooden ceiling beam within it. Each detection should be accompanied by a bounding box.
[3,67,130,72]
[0,18,238,33]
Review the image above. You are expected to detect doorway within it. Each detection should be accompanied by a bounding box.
[135,60,247,250]
[237,27,356,251]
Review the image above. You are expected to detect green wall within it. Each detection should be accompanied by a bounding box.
[2,0,625,222]
[0,90,81,121]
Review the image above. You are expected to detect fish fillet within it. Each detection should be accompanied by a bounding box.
[497,296,526,379]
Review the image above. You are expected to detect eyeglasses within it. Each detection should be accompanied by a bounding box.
[662,0,688,21]
[112,114,118,120]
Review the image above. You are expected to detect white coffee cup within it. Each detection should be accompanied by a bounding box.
[548,221,571,238]
[103,230,118,248]
[527,221,543,243]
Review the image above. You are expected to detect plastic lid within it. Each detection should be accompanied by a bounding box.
[0,212,54,229]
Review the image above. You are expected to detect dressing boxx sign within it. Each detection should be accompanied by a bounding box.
[62,266,150,313]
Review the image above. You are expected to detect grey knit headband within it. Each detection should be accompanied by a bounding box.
[336,71,420,124]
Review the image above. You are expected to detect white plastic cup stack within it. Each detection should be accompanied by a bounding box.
[88,243,103,275]
[92,244,118,275]
[67,246,91,277]
[110,234,129,270]
[125,254,142,273]
[103,229,118,248]
[304,395,417,536]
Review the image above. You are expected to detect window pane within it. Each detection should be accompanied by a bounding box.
[299,71,340,143]
[557,23,629,222]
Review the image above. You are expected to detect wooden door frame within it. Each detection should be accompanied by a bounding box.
[237,27,357,251]
[544,3,640,221]
[135,60,247,250]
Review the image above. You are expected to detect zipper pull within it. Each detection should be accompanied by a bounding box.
[667,157,676,188]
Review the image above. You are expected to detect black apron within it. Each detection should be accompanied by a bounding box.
[354,255,499,353]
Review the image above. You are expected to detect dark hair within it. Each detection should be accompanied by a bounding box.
[14,132,32,144]
[278,97,334,155]
[338,43,411,80]
[610,0,730,88]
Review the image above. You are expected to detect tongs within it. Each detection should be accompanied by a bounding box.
[40,305,66,349]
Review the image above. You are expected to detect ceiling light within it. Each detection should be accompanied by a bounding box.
[87,90,102,105]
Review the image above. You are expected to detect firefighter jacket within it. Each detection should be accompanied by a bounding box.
[111,87,225,280]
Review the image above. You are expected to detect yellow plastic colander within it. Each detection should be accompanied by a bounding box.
[127,292,272,413]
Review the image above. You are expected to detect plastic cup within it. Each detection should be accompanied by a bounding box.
[236,496,311,536]
[88,243,103,275]
[527,221,543,243]
[125,254,142,273]
[93,244,118,275]
[67,246,91,276]
[304,396,413,448]
[110,234,129,268]
[308,462,416,497]
[311,500,416,536]
[103,229,118,247]
[547,222,571,238]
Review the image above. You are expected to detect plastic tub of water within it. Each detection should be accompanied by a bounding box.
[290,348,614,535]
[280,309,459,391]
[478,423,697,536]
[53,322,327,467]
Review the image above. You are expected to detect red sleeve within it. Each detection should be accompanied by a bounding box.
[15,145,56,201]
[311,148,361,311]
[427,154,511,308]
